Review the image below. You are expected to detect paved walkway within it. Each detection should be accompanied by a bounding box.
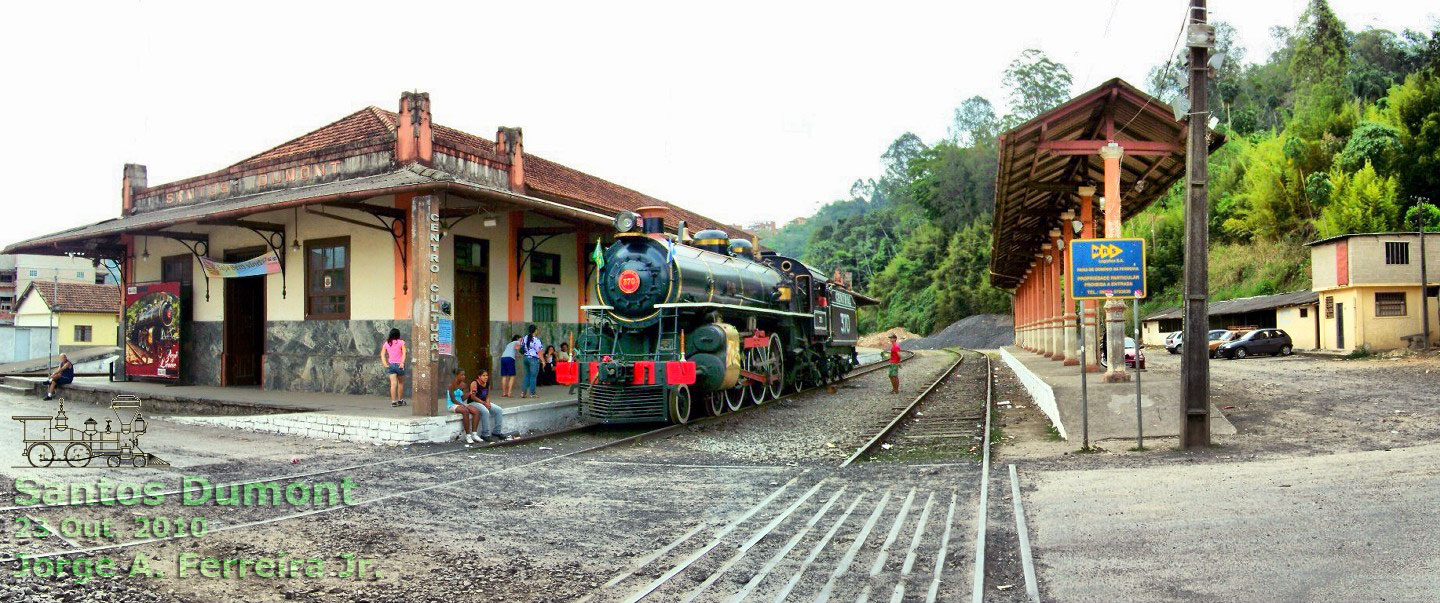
[999,346,1235,442]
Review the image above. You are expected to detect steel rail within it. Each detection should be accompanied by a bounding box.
[838,349,967,468]
[970,352,995,603]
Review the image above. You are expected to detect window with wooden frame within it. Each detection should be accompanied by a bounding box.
[1384,241,1409,265]
[530,251,561,284]
[305,237,350,319]
[1375,292,1406,317]
[74,325,92,342]
[162,254,193,285]
[532,296,557,322]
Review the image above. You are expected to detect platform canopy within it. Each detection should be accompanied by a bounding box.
[988,78,1223,289]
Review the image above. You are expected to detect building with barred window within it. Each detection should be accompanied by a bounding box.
[1308,232,1439,352]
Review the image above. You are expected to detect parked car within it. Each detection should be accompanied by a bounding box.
[1207,329,1246,359]
[1218,328,1294,359]
[1164,331,1183,354]
[1124,337,1146,369]
[1173,329,1229,356]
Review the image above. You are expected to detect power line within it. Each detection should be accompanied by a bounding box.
[1116,1,1194,138]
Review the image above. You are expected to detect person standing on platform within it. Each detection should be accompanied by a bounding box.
[499,335,520,398]
[888,333,901,394]
[520,325,544,398]
[381,329,407,407]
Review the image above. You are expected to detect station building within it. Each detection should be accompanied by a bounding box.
[1307,231,1439,352]
[5,91,743,404]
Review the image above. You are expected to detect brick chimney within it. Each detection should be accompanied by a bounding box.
[496,127,525,193]
[121,163,147,215]
[396,91,433,164]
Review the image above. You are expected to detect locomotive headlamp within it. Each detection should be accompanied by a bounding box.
[614,210,639,233]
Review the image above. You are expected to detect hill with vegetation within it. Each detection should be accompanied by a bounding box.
[763,0,1439,334]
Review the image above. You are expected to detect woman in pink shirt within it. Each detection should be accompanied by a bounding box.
[381,328,407,407]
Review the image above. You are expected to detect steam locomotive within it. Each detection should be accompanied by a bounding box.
[558,206,877,424]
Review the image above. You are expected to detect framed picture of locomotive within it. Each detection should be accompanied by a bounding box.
[124,282,182,380]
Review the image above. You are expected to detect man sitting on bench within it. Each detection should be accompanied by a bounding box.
[43,353,73,401]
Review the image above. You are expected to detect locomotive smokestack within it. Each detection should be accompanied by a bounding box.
[636,206,667,240]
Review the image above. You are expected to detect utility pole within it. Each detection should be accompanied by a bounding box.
[1180,0,1213,449]
[1418,199,1432,352]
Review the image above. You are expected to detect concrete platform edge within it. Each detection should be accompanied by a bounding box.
[1000,347,1067,440]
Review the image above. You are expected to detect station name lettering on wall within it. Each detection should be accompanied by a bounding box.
[426,211,443,362]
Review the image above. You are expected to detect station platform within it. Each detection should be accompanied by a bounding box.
[998,346,1235,443]
[3,375,581,445]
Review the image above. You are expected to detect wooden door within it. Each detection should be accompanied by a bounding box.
[223,248,266,386]
[454,237,490,378]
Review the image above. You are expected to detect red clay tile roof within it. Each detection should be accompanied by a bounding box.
[23,282,121,314]
[231,106,744,237]
[239,107,396,164]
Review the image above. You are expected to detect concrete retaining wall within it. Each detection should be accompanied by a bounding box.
[999,347,1066,440]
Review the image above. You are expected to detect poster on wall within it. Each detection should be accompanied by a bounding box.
[125,282,182,379]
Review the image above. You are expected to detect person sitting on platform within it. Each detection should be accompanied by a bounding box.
[558,342,573,363]
[467,369,507,442]
[43,353,74,401]
[446,369,484,445]
[540,345,558,386]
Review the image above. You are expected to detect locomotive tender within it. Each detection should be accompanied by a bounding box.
[558,206,877,424]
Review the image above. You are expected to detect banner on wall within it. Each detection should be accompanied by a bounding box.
[199,251,281,279]
[124,282,182,380]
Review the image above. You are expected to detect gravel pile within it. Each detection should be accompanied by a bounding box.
[902,314,1014,350]
[857,327,921,349]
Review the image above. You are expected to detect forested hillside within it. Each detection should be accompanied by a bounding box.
[765,0,1440,334]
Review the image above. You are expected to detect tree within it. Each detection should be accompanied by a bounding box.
[1382,70,1440,205]
[1316,162,1401,238]
[907,142,997,232]
[1289,0,1350,138]
[880,132,927,182]
[948,96,999,147]
[1335,120,1402,174]
[1001,49,1073,123]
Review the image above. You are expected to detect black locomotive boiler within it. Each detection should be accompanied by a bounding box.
[558,206,877,423]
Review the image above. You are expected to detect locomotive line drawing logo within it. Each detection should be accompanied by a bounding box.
[10,395,170,468]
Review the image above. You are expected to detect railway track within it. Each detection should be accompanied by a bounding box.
[0,351,920,565]
[576,348,998,602]
[3,349,1037,602]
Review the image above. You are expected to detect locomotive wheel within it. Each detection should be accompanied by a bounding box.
[707,391,725,416]
[133,455,148,468]
[725,387,744,412]
[668,386,692,425]
[745,348,767,404]
[107,456,122,468]
[64,443,92,468]
[26,443,56,468]
[765,337,784,400]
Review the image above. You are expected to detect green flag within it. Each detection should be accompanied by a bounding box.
[592,239,604,270]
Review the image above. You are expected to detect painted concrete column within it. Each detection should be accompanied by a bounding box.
[1042,243,1054,357]
[1100,142,1131,383]
[408,194,441,417]
[1059,215,1078,365]
[1024,266,1035,350]
[1054,230,1065,364]
[1079,189,1101,371]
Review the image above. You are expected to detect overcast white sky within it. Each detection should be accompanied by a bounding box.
[2,0,1434,246]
